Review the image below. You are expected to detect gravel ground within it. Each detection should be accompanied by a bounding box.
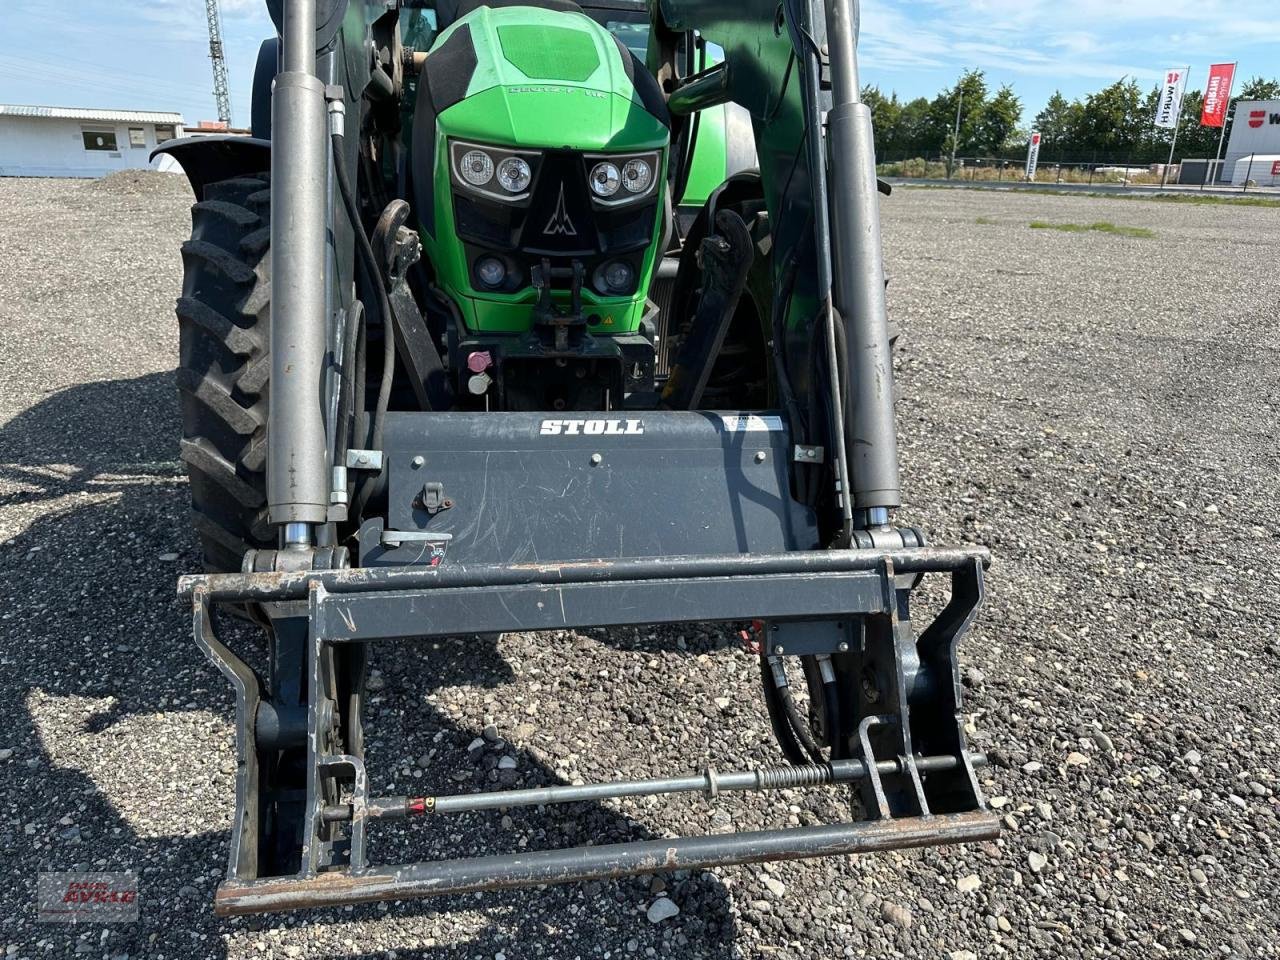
[1,172,1278,959]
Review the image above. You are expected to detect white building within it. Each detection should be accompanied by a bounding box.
[1223,99,1280,180]
[0,104,185,178]
[1231,154,1280,187]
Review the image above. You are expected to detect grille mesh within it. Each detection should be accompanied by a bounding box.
[498,25,599,82]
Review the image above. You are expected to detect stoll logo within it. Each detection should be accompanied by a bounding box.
[539,418,643,436]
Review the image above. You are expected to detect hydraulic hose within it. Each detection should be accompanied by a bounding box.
[331,132,395,521]
[334,298,365,480]
[764,655,824,764]
[759,655,809,766]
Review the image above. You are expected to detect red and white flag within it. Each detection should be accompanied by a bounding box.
[1154,68,1188,129]
[1200,63,1235,128]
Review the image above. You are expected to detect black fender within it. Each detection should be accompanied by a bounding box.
[151,136,271,200]
[251,38,280,141]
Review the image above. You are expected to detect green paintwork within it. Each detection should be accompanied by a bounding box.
[681,103,729,208]
[413,5,670,336]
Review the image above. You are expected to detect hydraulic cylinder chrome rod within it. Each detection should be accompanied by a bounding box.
[324,753,986,822]
[268,0,330,529]
[822,0,902,515]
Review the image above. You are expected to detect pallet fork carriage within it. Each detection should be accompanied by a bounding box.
[162,0,1000,917]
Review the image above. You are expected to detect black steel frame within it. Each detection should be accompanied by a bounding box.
[183,545,997,915]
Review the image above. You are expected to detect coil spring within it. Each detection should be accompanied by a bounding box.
[755,762,836,789]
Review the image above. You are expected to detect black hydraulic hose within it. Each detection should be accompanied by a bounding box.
[821,671,844,760]
[332,132,395,520]
[759,655,809,766]
[764,655,824,764]
[347,301,368,503]
[335,298,365,473]
[780,681,824,764]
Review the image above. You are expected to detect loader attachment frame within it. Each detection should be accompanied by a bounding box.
[172,0,1004,916]
[182,545,996,915]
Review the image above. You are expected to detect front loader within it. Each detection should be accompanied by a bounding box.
[158,0,997,915]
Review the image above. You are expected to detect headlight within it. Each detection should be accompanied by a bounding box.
[475,256,507,288]
[497,156,531,193]
[594,259,636,295]
[459,149,494,187]
[450,140,539,201]
[621,158,652,194]
[589,162,621,197]
[585,152,660,205]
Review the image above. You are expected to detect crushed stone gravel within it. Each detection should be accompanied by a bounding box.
[0,173,1277,958]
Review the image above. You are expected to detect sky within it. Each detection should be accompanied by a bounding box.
[0,0,1277,127]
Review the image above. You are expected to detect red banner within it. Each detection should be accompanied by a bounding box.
[1201,63,1236,127]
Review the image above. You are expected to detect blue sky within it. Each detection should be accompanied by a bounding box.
[1,0,1276,126]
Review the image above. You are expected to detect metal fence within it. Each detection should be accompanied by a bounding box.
[876,155,1276,192]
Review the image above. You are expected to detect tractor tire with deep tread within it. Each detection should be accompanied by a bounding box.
[175,174,273,573]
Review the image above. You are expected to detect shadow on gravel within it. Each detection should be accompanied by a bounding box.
[0,373,739,958]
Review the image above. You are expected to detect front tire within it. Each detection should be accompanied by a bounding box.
[175,174,272,572]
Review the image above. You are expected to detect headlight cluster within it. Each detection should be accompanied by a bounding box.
[588,153,658,203]
[451,140,660,208]
[451,140,539,201]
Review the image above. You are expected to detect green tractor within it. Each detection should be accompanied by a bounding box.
[159,0,996,916]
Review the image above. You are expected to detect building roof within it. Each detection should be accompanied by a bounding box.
[0,104,184,124]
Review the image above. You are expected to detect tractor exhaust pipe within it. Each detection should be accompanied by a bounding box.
[822,0,901,517]
[268,0,330,534]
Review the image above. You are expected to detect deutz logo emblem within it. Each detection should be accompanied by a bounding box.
[543,184,577,237]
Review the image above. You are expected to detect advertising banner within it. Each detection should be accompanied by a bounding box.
[1155,68,1188,129]
[1201,63,1236,127]
[1025,131,1042,180]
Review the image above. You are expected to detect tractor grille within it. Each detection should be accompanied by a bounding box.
[649,258,679,378]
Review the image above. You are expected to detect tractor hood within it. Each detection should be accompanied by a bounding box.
[428,5,669,152]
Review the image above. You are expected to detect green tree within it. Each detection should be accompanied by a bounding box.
[1035,91,1073,160]
[1238,77,1280,101]
[862,85,903,159]
[977,84,1022,154]
[895,97,933,158]
[930,69,990,166]
[1076,78,1145,161]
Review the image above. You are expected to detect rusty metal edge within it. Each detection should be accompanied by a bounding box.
[179,546,992,602]
[212,811,999,915]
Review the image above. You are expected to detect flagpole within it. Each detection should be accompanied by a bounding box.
[1204,62,1238,190]
[1161,66,1190,188]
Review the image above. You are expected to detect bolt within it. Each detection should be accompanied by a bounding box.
[775,645,785,655]
[590,453,603,466]
[754,451,767,463]
[837,642,850,653]
[411,456,425,469]
[357,453,370,466]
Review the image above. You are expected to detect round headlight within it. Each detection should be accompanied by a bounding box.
[475,256,506,288]
[595,259,635,295]
[497,156,532,193]
[589,161,621,197]
[459,149,494,186]
[621,158,653,194]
